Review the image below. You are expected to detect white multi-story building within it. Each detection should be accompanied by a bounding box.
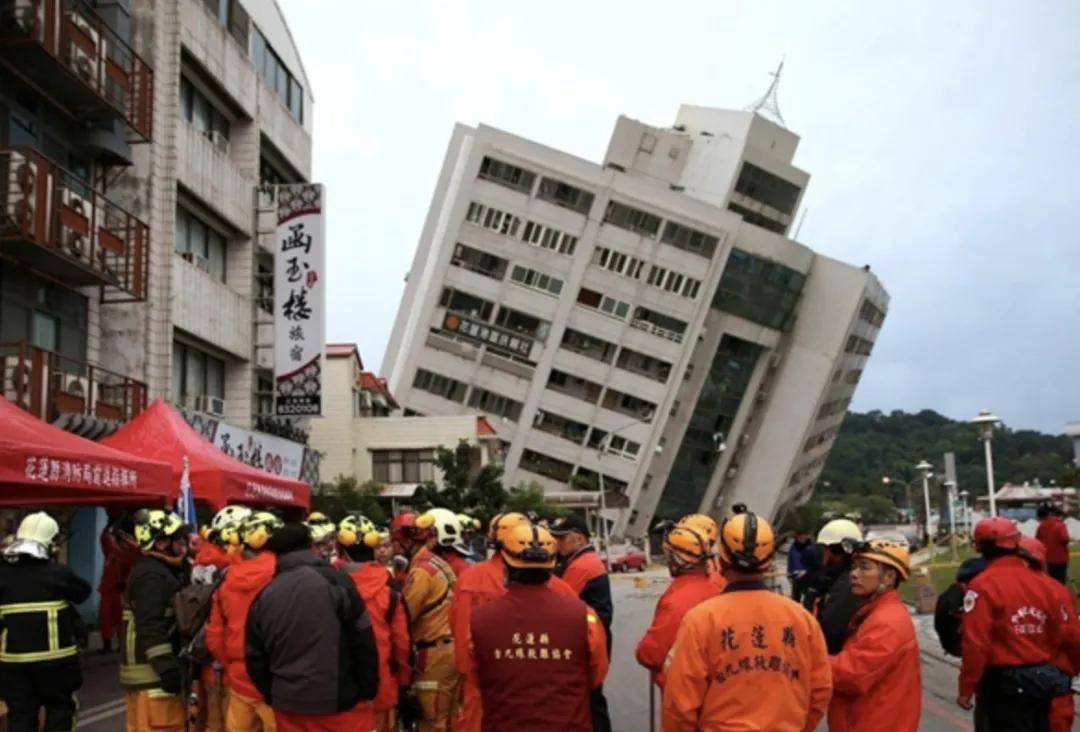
[383,104,888,537]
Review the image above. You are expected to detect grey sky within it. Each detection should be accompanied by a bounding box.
[280,0,1079,434]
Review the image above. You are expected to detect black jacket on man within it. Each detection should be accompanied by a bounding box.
[813,562,859,654]
[121,554,185,693]
[245,550,379,715]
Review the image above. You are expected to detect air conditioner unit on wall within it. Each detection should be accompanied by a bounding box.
[194,395,226,417]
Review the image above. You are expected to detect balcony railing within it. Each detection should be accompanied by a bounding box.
[629,317,685,344]
[0,148,149,302]
[0,0,153,141]
[1,341,147,426]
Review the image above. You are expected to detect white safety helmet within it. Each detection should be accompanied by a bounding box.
[816,518,863,552]
[424,508,467,550]
[4,512,60,560]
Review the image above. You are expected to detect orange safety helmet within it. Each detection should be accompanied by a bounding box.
[663,525,713,567]
[390,511,436,543]
[854,539,911,581]
[487,512,529,548]
[500,524,557,570]
[718,510,775,572]
[677,513,719,547]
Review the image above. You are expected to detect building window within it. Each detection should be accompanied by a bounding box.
[260,156,296,186]
[510,265,563,297]
[172,340,225,406]
[605,434,641,460]
[440,287,495,321]
[536,177,594,215]
[560,328,616,364]
[733,162,801,215]
[817,397,852,420]
[478,156,535,194]
[616,347,672,383]
[450,243,509,280]
[494,307,548,341]
[175,206,227,282]
[372,449,436,484]
[202,0,249,47]
[519,449,574,483]
[661,221,719,258]
[546,368,602,404]
[845,335,874,356]
[534,410,589,445]
[180,76,230,151]
[601,388,656,421]
[253,369,274,418]
[630,306,687,343]
[645,266,701,299]
[859,299,886,327]
[603,201,661,238]
[727,202,787,234]
[712,248,804,331]
[465,201,522,238]
[412,368,467,403]
[592,246,644,280]
[467,387,523,421]
[521,220,578,255]
[252,27,303,123]
[844,368,863,385]
[576,287,630,320]
[0,268,87,363]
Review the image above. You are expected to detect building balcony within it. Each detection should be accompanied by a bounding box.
[0,148,149,302]
[0,0,153,141]
[177,121,254,232]
[1,340,147,434]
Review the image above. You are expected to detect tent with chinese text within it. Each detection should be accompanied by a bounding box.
[101,399,310,512]
[0,395,173,506]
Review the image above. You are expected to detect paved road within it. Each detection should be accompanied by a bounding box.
[71,568,1077,731]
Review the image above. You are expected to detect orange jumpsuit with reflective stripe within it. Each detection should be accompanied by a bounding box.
[662,581,832,732]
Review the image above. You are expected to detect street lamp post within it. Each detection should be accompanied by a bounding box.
[945,479,957,559]
[973,410,1001,517]
[917,460,934,546]
[959,490,971,535]
[596,411,655,571]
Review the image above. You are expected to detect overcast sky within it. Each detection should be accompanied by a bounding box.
[280,0,1079,434]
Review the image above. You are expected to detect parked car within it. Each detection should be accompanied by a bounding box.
[608,548,647,572]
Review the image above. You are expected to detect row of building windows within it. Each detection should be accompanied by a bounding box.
[175,206,227,282]
[712,248,804,331]
[477,157,596,219]
[510,265,563,297]
[180,76,230,148]
[466,201,522,238]
[661,220,720,258]
[603,200,662,238]
[450,242,509,280]
[727,202,787,234]
[845,335,874,356]
[478,156,536,194]
[576,287,630,320]
[803,426,840,453]
[466,200,580,256]
[592,246,645,280]
[372,449,436,484]
[616,347,672,383]
[733,162,801,215]
[817,396,852,421]
[547,368,603,404]
[171,340,225,406]
[533,409,642,459]
[521,219,579,255]
[467,386,524,422]
[413,368,468,403]
[859,298,886,327]
[645,265,701,299]
[536,176,594,215]
[251,26,304,123]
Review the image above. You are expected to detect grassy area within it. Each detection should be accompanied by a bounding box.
[900,547,1080,604]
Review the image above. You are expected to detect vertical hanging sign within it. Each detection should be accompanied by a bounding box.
[274,183,325,416]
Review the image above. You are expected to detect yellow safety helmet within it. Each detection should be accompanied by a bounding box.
[305,511,337,543]
[338,514,381,549]
[500,524,557,570]
[677,514,719,546]
[240,511,284,550]
[718,510,775,572]
[457,512,481,537]
[210,505,252,547]
[855,539,911,582]
[487,512,529,548]
[133,509,186,551]
[663,525,713,566]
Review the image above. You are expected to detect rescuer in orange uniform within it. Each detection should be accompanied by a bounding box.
[661,509,832,732]
[635,522,723,687]
[392,511,460,732]
[1017,535,1080,732]
[450,513,579,732]
[205,511,282,732]
[675,513,726,590]
[827,539,921,732]
[338,514,412,732]
[959,517,1070,729]
[467,524,608,732]
[98,516,139,654]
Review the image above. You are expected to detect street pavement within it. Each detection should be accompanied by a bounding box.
[71,567,1077,731]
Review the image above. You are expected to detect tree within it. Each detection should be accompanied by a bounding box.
[410,440,509,526]
[311,475,386,524]
[504,482,570,521]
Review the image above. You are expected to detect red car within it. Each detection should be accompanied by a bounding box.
[608,549,648,572]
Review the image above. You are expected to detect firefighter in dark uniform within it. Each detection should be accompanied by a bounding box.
[121,509,190,732]
[467,524,608,732]
[0,512,91,732]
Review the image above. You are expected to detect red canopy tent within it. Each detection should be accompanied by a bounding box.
[0,395,173,506]
[101,399,310,512]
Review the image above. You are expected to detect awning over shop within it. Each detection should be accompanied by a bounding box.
[0,395,173,506]
[101,400,310,512]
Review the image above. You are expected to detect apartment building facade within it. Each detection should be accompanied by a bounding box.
[0,0,313,429]
[383,106,888,536]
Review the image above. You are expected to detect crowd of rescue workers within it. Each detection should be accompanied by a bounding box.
[0,500,1075,732]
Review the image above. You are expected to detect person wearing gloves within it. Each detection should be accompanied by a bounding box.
[827,539,921,732]
[0,512,92,732]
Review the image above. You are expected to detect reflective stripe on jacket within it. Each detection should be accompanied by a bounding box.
[0,557,91,664]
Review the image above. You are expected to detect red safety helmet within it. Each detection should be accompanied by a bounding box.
[1018,535,1047,570]
[972,517,1021,550]
[389,511,435,543]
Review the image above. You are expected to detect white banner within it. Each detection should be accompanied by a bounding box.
[211,422,307,479]
[274,183,326,416]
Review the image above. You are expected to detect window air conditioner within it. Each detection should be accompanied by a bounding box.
[60,190,92,259]
[194,395,226,417]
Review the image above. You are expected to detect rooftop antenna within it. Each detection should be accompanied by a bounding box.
[746,58,787,128]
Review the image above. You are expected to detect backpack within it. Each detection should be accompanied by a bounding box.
[173,571,224,666]
[933,557,987,657]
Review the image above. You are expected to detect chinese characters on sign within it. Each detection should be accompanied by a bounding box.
[274,184,326,416]
[24,456,139,489]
